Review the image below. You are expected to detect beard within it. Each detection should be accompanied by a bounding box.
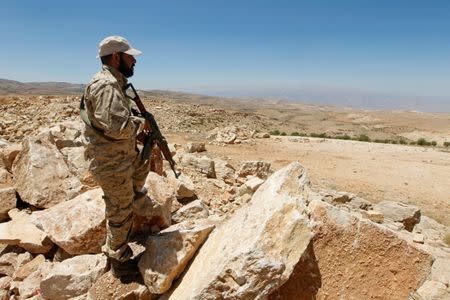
[118,58,134,78]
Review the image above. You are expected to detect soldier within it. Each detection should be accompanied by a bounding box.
[80,36,151,277]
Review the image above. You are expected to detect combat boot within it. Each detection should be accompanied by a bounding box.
[110,258,140,278]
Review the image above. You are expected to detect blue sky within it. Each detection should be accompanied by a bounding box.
[2,0,450,100]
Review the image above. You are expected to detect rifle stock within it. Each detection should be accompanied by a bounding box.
[125,83,180,179]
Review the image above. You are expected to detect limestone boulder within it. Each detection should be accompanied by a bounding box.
[243,176,265,192]
[0,251,32,277]
[12,261,53,299]
[168,173,196,200]
[269,200,433,300]
[361,210,384,223]
[0,167,13,187]
[215,128,237,144]
[13,254,46,281]
[0,275,12,291]
[38,120,85,149]
[40,254,108,300]
[318,189,356,205]
[254,132,270,138]
[88,272,153,300]
[348,196,372,210]
[171,199,209,224]
[60,146,95,187]
[1,143,21,172]
[0,214,53,254]
[415,216,449,246]
[139,221,215,294]
[164,162,312,300]
[213,158,235,184]
[237,160,271,179]
[179,153,216,178]
[374,200,421,231]
[210,126,256,144]
[32,188,106,255]
[184,142,206,153]
[12,136,83,208]
[413,280,450,300]
[133,173,175,233]
[0,187,16,221]
[431,258,450,287]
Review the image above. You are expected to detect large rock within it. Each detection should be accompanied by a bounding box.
[171,199,209,224]
[209,126,256,144]
[0,167,13,188]
[38,120,85,149]
[40,254,108,300]
[184,142,206,153]
[374,200,421,231]
[318,189,356,205]
[0,251,32,277]
[237,160,271,179]
[168,173,196,200]
[243,176,265,192]
[13,254,46,281]
[413,280,450,300]
[0,213,53,254]
[0,275,12,291]
[430,258,450,288]
[179,153,216,178]
[60,146,95,187]
[32,188,106,255]
[139,221,215,294]
[87,272,153,300]
[269,200,433,300]
[214,127,237,144]
[213,158,236,184]
[12,136,83,208]
[12,261,53,299]
[132,173,175,234]
[164,162,312,300]
[0,186,16,221]
[414,216,449,246]
[1,143,21,172]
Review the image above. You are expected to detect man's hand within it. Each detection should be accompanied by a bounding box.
[136,131,147,144]
[142,120,151,134]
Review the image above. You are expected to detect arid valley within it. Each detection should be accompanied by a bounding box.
[0,89,449,299]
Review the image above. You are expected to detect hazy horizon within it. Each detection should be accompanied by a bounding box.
[2,77,449,113]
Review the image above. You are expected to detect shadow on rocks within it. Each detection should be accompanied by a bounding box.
[268,241,322,300]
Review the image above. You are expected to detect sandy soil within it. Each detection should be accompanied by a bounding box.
[169,133,450,226]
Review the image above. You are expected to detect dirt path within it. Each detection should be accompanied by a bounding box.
[169,134,450,225]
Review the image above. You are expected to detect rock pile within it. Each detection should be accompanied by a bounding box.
[207,125,269,145]
[0,96,449,299]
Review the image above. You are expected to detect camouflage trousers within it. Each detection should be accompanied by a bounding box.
[90,147,151,262]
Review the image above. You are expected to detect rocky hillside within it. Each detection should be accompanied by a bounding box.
[0,95,276,143]
[0,79,85,95]
[0,95,449,299]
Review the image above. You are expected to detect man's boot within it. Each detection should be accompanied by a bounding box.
[110,258,140,278]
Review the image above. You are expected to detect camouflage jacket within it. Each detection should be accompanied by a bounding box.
[82,65,143,161]
[83,65,143,139]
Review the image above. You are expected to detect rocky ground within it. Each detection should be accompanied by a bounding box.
[0,95,449,299]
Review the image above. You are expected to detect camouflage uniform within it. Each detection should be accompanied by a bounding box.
[82,65,150,262]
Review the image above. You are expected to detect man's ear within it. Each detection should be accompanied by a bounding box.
[112,52,121,65]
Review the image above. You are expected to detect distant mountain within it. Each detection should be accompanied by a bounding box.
[0,79,85,95]
[180,86,450,113]
[2,79,449,112]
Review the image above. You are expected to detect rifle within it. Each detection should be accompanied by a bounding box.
[125,83,180,179]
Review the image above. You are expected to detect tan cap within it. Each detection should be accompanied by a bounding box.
[97,35,142,58]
